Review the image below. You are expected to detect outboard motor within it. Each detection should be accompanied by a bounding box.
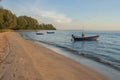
[71,34,74,42]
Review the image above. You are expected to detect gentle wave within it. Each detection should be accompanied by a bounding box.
[32,39,120,71]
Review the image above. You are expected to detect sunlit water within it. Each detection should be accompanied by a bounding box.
[20,30,120,71]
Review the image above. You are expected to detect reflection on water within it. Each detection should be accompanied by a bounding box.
[72,41,85,54]
[71,41,99,54]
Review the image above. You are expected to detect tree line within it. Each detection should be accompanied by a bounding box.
[0,7,56,30]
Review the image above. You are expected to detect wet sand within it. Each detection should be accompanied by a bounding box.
[0,32,107,80]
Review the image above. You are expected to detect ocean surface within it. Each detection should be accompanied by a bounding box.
[20,30,120,71]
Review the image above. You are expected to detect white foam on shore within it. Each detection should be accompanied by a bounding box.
[36,41,120,80]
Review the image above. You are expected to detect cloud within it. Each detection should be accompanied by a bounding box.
[40,11,72,24]
[15,3,72,24]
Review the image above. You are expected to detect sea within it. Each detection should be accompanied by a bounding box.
[20,30,120,71]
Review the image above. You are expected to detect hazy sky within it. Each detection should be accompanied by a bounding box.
[1,0,120,30]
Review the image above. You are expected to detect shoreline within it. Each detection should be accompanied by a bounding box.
[0,32,108,80]
[37,41,120,80]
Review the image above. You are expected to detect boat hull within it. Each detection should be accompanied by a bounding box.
[47,32,55,34]
[72,35,99,41]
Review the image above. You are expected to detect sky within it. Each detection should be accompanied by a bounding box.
[0,0,120,30]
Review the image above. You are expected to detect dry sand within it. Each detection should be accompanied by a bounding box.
[0,32,108,80]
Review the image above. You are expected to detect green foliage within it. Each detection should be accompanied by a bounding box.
[0,8,17,29]
[0,8,56,30]
[36,23,56,30]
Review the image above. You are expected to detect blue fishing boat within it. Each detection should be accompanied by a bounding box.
[72,34,99,41]
[47,32,55,34]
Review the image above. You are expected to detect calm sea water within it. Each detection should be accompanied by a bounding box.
[20,30,120,71]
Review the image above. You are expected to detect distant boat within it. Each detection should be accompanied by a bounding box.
[46,32,55,34]
[36,32,44,35]
[72,34,99,41]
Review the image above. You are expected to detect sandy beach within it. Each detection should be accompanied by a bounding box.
[0,32,107,80]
